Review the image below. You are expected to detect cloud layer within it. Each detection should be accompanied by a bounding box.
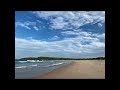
[15,11,105,58]
[33,11,105,30]
[15,32,105,58]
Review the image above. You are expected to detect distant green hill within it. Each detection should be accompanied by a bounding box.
[21,56,105,60]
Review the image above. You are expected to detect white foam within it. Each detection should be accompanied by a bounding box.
[27,60,45,62]
[44,62,64,67]
[16,66,27,68]
[27,60,36,62]
[18,61,28,63]
[36,61,45,62]
[30,64,38,67]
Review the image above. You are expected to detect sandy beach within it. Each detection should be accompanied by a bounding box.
[32,60,105,79]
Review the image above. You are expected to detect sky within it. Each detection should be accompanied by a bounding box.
[15,11,105,59]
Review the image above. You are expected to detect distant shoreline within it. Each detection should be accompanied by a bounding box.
[20,56,105,60]
[31,60,105,79]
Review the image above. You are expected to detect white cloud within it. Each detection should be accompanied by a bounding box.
[15,31,105,58]
[16,21,39,31]
[32,11,105,30]
[98,23,103,27]
[61,30,92,37]
[50,17,68,29]
[61,31,79,36]
[15,11,105,58]
[33,26,39,30]
[91,41,105,47]
[24,21,36,26]
[32,11,64,20]
[36,20,42,23]
[92,33,105,39]
[49,36,60,40]
[61,30,105,41]
[16,22,31,30]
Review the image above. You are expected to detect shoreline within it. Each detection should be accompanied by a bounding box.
[31,60,105,79]
[16,60,73,79]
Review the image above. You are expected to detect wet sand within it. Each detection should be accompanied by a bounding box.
[32,60,105,79]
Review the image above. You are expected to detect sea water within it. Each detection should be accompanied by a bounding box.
[15,59,72,79]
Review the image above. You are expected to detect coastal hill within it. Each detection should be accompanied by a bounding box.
[21,56,105,60]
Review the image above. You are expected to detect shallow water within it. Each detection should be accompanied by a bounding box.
[15,60,72,79]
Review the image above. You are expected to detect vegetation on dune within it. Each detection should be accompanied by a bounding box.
[21,56,105,60]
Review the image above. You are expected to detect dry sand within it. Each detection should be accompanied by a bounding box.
[32,60,105,79]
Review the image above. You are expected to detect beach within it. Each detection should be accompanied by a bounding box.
[32,60,105,79]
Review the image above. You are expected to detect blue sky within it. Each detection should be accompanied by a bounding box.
[15,11,105,59]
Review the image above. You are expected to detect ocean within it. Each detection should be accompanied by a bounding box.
[15,59,72,79]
